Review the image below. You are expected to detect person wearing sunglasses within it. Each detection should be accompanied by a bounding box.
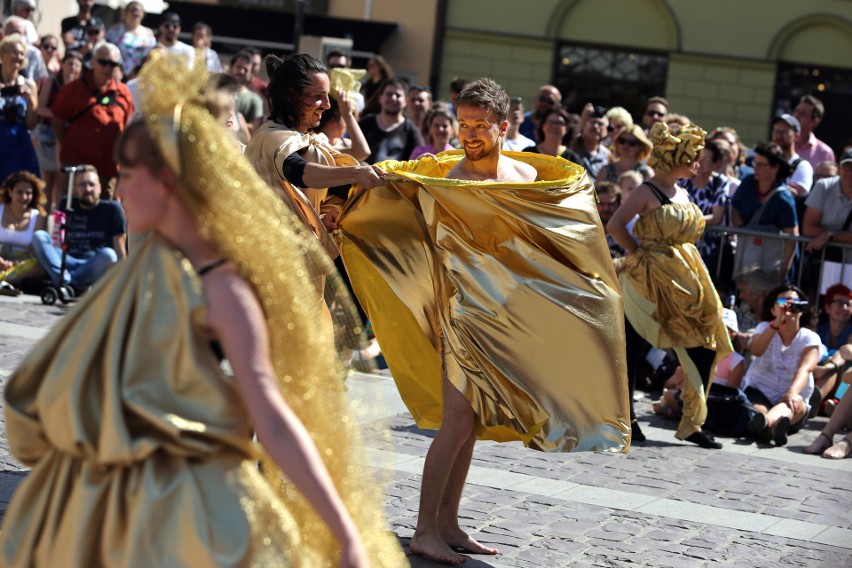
[642,96,668,131]
[811,284,852,416]
[38,34,61,74]
[50,42,134,197]
[742,284,823,446]
[155,12,195,68]
[597,123,653,184]
[11,0,39,45]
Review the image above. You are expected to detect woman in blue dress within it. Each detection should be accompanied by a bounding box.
[0,33,39,182]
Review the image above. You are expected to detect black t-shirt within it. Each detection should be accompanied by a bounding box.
[61,199,126,258]
[358,115,423,164]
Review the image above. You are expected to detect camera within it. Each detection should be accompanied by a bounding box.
[788,300,809,313]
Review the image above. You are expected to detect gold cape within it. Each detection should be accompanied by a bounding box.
[0,237,395,567]
[337,151,630,452]
[244,122,358,258]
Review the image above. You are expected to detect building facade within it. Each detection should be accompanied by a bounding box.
[436,0,852,149]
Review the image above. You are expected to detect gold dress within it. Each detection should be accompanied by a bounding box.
[620,201,733,439]
[337,151,630,452]
[0,236,398,567]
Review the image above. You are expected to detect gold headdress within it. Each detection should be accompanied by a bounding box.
[330,67,367,101]
[138,52,404,566]
[647,121,706,174]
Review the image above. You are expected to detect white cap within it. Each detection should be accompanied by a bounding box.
[722,308,739,332]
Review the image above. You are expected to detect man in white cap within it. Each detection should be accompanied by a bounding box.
[11,0,39,44]
[771,113,814,197]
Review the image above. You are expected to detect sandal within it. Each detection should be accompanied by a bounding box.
[822,436,852,460]
[0,281,21,296]
[803,432,834,455]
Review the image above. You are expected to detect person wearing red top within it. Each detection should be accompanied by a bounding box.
[50,42,133,197]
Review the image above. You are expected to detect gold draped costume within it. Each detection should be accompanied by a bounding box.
[0,53,405,567]
[620,201,733,439]
[245,122,358,259]
[337,151,630,452]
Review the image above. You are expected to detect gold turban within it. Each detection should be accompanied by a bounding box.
[647,121,706,174]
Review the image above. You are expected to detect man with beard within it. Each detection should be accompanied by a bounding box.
[336,78,628,565]
[772,113,814,197]
[156,12,194,67]
[229,50,265,133]
[358,78,423,163]
[31,165,126,289]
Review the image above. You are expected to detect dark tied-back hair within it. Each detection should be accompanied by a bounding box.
[760,283,815,329]
[265,53,327,128]
[753,141,792,185]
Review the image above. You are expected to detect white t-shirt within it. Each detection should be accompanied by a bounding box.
[158,41,195,67]
[743,322,823,404]
[503,134,535,152]
[787,153,814,195]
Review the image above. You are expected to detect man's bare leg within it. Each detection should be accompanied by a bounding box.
[438,428,498,555]
[409,375,477,565]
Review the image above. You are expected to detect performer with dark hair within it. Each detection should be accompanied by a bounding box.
[0,52,404,568]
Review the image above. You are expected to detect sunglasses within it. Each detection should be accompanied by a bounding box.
[96,58,120,68]
[42,44,58,52]
[538,95,557,104]
[618,138,639,147]
[86,29,102,35]
[646,110,665,118]
[161,22,179,29]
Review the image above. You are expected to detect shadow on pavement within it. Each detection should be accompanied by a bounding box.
[398,536,499,567]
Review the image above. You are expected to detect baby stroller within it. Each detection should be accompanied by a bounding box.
[40,166,85,305]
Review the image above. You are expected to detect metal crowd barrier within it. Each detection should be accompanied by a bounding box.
[703,225,852,291]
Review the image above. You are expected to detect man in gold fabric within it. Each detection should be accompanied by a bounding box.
[336,78,630,565]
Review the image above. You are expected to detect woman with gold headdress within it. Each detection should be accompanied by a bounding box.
[608,121,733,449]
[0,53,405,567]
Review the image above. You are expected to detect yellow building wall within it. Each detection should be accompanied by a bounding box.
[665,54,776,145]
[439,30,552,103]
[327,0,438,86]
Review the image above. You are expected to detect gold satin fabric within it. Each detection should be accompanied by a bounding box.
[244,123,358,258]
[337,151,630,452]
[620,202,733,438]
[1,237,307,567]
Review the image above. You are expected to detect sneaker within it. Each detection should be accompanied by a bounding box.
[772,416,791,447]
[747,413,767,437]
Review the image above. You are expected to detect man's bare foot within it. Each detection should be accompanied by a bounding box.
[823,437,852,459]
[410,532,467,565]
[441,527,498,555]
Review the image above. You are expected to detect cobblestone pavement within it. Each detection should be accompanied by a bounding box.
[1,293,851,567]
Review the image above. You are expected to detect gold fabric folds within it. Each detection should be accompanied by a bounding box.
[244,123,358,258]
[620,202,733,438]
[338,151,630,452]
[2,238,306,566]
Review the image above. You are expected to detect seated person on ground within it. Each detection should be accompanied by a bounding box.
[1,171,47,294]
[812,284,852,415]
[31,165,126,289]
[742,284,823,446]
[803,364,852,459]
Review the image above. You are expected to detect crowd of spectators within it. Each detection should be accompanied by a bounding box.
[0,1,850,456]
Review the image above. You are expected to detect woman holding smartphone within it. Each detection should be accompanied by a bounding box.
[0,33,39,182]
